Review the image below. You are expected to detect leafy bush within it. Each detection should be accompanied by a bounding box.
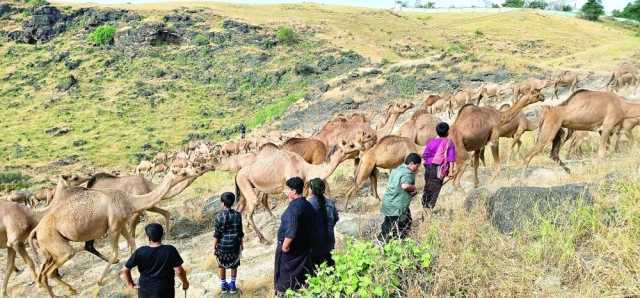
[474,29,484,37]
[385,73,417,97]
[581,0,604,21]
[293,239,434,297]
[0,171,31,192]
[276,26,297,44]
[193,34,209,46]
[502,0,524,8]
[561,4,573,12]
[88,25,116,46]
[25,0,48,7]
[613,0,640,21]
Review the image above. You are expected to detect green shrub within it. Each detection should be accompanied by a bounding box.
[0,171,31,192]
[193,34,209,46]
[88,25,116,46]
[385,73,417,97]
[581,0,604,21]
[276,26,297,44]
[502,0,524,8]
[25,0,48,8]
[293,239,434,297]
[474,29,484,37]
[247,91,304,128]
[527,0,548,9]
[613,0,640,21]
[561,4,573,11]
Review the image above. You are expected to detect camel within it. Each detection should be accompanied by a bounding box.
[235,139,362,243]
[430,97,450,115]
[34,187,55,205]
[1,174,90,297]
[314,112,377,151]
[216,153,257,172]
[477,82,507,101]
[1,201,39,297]
[523,90,640,173]
[281,138,328,164]
[563,130,591,158]
[553,71,579,99]
[134,160,154,176]
[605,62,638,93]
[376,102,415,139]
[5,190,34,207]
[497,103,539,161]
[422,94,442,108]
[512,78,550,103]
[344,135,422,207]
[84,167,211,243]
[450,90,545,189]
[448,89,479,117]
[398,109,442,146]
[30,167,201,297]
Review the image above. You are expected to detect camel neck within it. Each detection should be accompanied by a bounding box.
[378,112,401,137]
[131,175,177,213]
[621,100,640,119]
[306,148,344,180]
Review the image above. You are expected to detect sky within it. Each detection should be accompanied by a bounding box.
[54,0,633,13]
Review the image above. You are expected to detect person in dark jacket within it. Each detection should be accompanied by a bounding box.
[274,177,317,296]
[213,192,244,294]
[121,223,189,298]
[308,178,339,268]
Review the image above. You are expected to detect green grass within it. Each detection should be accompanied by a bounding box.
[87,25,116,46]
[247,91,305,128]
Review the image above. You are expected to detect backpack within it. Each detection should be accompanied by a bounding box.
[431,138,451,179]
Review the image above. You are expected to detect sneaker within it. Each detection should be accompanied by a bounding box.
[221,281,229,293]
[228,281,238,294]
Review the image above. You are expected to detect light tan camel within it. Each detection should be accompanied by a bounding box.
[1,174,90,297]
[450,90,545,189]
[523,90,640,173]
[605,62,638,92]
[553,71,579,99]
[34,187,55,205]
[448,89,478,117]
[29,167,200,297]
[376,102,415,139]
[477,82,507,100]
[85,168,211,242]
[398,109,442,146]
[314,112,377,151]
[512,78,550,103]
[344,135,422,207]
[235,140,362,243]
[1,201,39,297]
[134,160,154,176]
[497,103,539,161]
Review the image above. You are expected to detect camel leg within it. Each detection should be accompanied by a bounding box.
[259,193,276,220]
[84,240,110,263]
[345,156,376,209]
[549,128,570,173]
[370,168,380,201]
[120,226,136,256]
[147,207,172,239]
[452,158,469,192]
[489,142,501,182]
[523,118,562,172]
[472,151,480,187]
[237,176,269,244]
[98,230,122,286]
[42,242,77,297]
[128,212,142,239]
[15,243,37,281]
[598,124,616,160]
[2,248,16,297]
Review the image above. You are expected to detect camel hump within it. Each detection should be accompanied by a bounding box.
[87,172,117,188]
[456,103,476,116]
[284,137,309,146]
[258,142,279,151]
[559,89,593,106]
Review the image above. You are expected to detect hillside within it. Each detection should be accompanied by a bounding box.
[1,1,639,172]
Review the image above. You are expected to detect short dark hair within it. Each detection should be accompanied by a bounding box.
[436,122,450,137]
[145,223,164,242]
[286,177,304,195]
[404,153,422,165]
[220,192,235,208]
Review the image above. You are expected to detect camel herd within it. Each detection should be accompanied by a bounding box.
[2,62,640,296]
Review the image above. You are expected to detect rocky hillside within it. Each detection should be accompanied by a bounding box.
[1,1,639,173]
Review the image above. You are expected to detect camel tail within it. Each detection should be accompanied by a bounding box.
[603,72,615,90]
[28,228,40,265]
[550,128,566,159]
[234,175,245,211]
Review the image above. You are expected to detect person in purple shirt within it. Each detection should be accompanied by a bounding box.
[421,122,456,215]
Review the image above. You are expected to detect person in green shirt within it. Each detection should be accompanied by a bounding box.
[377,153,421,242]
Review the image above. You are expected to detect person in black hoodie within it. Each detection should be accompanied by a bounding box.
[308,178,339,268]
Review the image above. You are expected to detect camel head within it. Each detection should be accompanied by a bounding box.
[520,89,545,105]
[59,174,90,187]
[391,102,415,114]
[424,94,441,107]
[355,129,376,150]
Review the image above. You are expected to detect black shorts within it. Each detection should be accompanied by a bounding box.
[216,251,241,269]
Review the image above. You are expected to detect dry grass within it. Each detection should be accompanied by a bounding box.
[52,2,640,72]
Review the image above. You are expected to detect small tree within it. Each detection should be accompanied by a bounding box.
[276,26,296,44]
[613,1,640,21]
[502,0,524,8]
[581,0,604,21]
[561,5,573,12]
[527,0,548,9]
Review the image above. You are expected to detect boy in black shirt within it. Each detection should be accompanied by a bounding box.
[213,192,244,294]
[121,223,189,298]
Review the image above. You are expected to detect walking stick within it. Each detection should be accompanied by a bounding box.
[184,288,187,298]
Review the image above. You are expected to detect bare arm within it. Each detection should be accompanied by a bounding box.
[174,266,189,290]
[401,184,416,193]
[120,268,136,289]
[282,237,293,252]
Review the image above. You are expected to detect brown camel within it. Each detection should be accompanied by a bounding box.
[34,187,55,205]
[30,167,200,297]
[477,82,507,100]
[448,89,479,117]
[523,90,640,173]
[281,138,328,165]
[314,112,377,151]
[235,139,362,243]
[134,160,154,176]
[376,102,415,139]
[605,62,638,92]
[450,90,545,189]
[398,109,442,146]
[553,71,579,99]
[344,135,422,206]
[497,103,539,161]
[512,78,550,103]
[84,168,211,243]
